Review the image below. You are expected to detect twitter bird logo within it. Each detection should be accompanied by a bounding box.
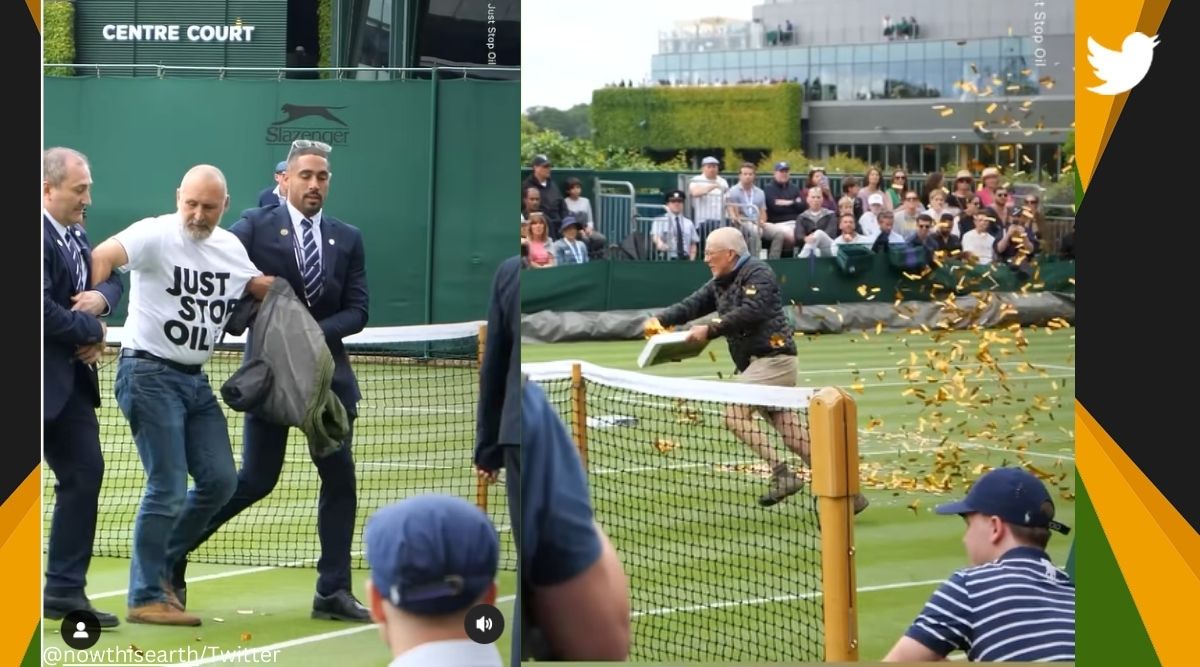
[1087,32,1159,95]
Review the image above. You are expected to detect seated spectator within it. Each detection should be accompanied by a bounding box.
[870,211,906,253]
[927,190,958,230]
[836,196,866,235]
[726,162,769,257]
[1020,193,1047,239]
[921,172,945,208]
[961,212,999,264]
[893,190,925,236]
[859,167,893,213]
[994,217,1040,280]
[907,213,940,254]
[552,217,590,266]
[831,213,871,249]
[526,214,555,269]
[859,192,885,238]
[796,188,837,257]
[652,189,699,261]
[806,166,835,211]
[977,167,1001,208]
[564,177,607,260]
[989,187,1018,228]
[956,196,985,236]
[931,213,963,260]
[888,171,909,209]
[841,176,865,222]
[947,170,976,210]
[1059,224,1075,260]
[522,186,541,224]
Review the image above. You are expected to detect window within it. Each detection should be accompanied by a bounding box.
[924,41,942,61]
[922,145,937,173]
[836,45,854,64]
[835,64,853,100]
[853,45,871,64]
[886,59,907,98]
[938,144,959,172]
[925,59,943,96]
[788,48,808,65]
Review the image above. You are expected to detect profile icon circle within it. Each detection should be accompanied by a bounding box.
[61,609,102,650]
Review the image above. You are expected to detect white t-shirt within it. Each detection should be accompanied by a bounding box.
[116,213,262,365]
[961,229,996,264]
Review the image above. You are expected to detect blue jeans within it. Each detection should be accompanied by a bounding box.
[114,356,237,607]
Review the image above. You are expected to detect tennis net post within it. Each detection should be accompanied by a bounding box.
[809,386,861,661]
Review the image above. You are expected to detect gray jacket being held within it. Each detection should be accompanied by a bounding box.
[221,279,350,458]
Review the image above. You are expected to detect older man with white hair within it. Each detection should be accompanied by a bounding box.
[645,228,867,512]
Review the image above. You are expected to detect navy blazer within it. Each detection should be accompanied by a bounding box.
[230,205,369,414]
[43,217,124,420]
[257,186,281,209]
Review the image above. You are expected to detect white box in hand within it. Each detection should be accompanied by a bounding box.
[637,331,711,368]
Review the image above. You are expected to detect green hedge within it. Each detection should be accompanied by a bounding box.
[318,0,332,78]
[45,1,74,77]
[592,84,803,151]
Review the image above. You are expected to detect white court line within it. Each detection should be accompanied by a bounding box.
[680,373,1074,387]
[173,594,517,667]
[632,578,944,618]
[90,553,364,600]
[745,362,1076,376]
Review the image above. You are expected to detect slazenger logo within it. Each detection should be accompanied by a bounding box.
[265,103,350,146]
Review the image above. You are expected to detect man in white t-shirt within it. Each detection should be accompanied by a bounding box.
[89,165,273,626]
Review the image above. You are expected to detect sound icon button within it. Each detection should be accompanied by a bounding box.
[465,603,504,644]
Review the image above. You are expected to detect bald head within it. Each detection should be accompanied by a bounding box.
[706,227,748,255]
[177,164,229,240]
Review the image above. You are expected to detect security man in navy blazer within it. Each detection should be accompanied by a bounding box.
[42,147,124,627]
[174,140,370,621]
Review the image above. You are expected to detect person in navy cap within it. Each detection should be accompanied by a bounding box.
[364,494,503,667]
[885,467,1075,663]
[256,160,288,208]
[550,216,589,266]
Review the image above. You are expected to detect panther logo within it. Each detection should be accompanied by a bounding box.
[272,104,349,127]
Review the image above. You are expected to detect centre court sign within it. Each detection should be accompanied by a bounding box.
[102,24,258,42]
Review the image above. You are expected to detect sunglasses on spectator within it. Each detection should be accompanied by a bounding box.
[291,139,332,152]
[1025,198,1039,204]
[996,192,1008,197]
[905,196,919,201]
[893,175,907,180]
[917,223,931,228]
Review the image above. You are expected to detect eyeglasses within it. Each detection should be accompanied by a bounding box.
[905,196,919,201]
[1025,198,1039,204]
[289,139,332,156]
[893,175,907,180]
[917,224,931,229]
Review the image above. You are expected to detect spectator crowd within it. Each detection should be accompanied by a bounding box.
[520,155,1072,279]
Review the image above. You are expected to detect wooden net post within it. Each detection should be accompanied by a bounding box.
[570,362,589,469]
[475,324,488,510]
[808,386,860,662]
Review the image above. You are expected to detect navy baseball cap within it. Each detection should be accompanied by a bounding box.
[531,154,551,167]
[936,467,1070,534]
[274,161,288,173]
[365,494,499,616]
[774,161,790,171]
[560,215,583,232]
[665,189,685,202]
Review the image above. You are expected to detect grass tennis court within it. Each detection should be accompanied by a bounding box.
[43,329,517,665]
[42,557,515,665]
[522,325,1076,661]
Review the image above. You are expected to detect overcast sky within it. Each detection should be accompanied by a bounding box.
[521,0,760,111]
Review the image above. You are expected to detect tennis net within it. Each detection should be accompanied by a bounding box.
[523,360,859,662]
[42,321,515,572]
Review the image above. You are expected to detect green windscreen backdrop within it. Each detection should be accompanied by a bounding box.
[45,75,518,325]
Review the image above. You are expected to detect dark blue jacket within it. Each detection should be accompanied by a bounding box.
[43,216,123,420]
[230,205,369,414]
[475,256,521,471]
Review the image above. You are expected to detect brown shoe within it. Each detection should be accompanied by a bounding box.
[854,492,871,515]
[127,601,201,626]
[160,580,185,611]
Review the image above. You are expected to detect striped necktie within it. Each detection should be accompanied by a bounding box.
[300,218,322,305]
[65,227,86,293]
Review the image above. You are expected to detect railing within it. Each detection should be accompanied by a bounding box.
[44,63,519,80]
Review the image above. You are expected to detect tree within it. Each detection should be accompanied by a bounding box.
[524,104,592,139]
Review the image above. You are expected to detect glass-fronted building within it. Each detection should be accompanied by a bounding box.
[646,0,1074,175]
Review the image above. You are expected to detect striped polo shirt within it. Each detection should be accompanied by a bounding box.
[905,546,1075,662]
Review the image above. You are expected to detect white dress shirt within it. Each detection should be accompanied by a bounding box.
[387,639,502,667]
[285,200,324,265]
[44,209,111,315]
